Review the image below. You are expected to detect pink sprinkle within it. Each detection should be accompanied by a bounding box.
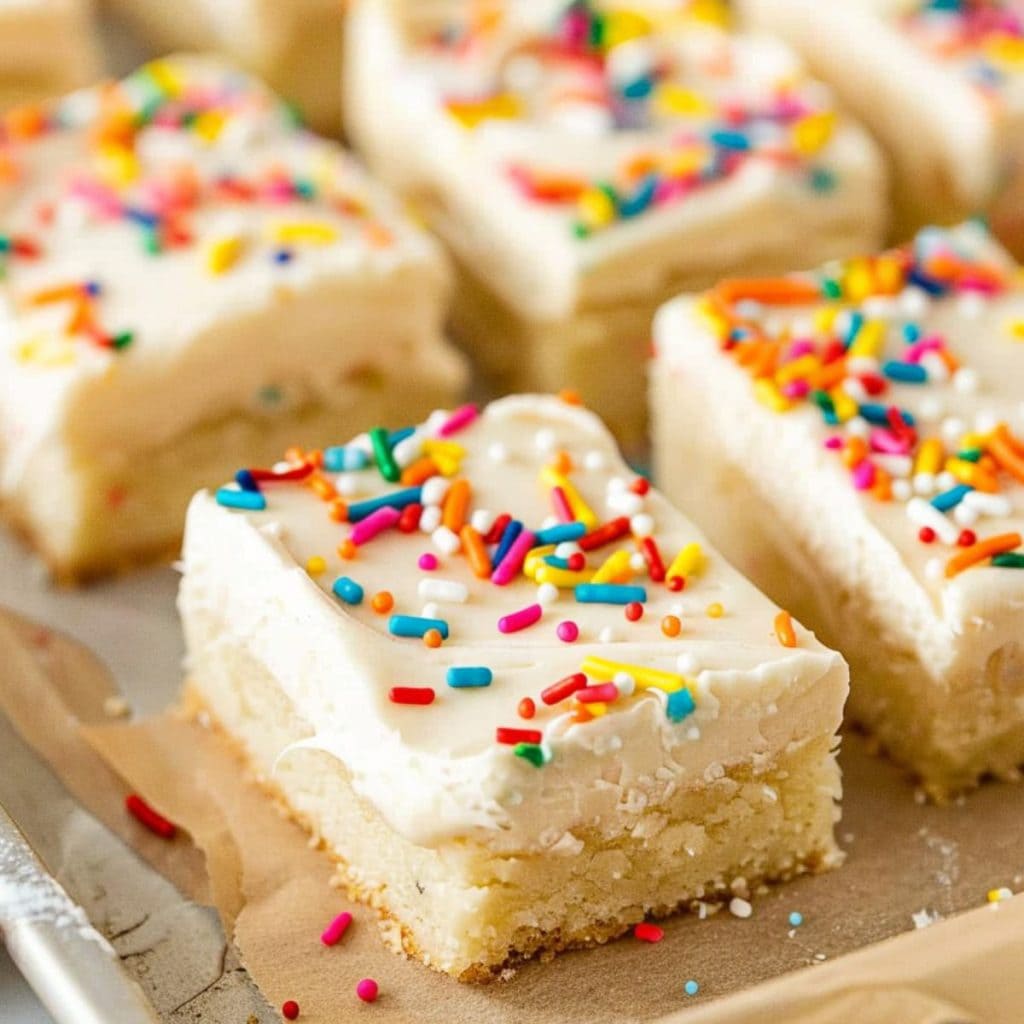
[418,553,438,571]
[903,335,943,363]
[498,604,542,634]
[781,380,810,399]
[349,506,401,546]
[823,436,843,450]
[321,911,353,947]
[851,460,876,490]
[634,922,664,943]
[437,403,478,438]
[786,339,815,359]
[491,529,536,586]
[356,978,378,1003]
[576,683,618,704]
[550,485,574,523]
[556,620,579,643]
[870,428,911,455]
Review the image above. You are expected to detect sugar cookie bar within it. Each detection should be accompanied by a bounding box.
[344,0,887,446]
[654,222,1024,795]
[0,56,464,580]
[180,393,848,980]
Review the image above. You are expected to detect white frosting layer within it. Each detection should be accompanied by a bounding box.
[345,0,887,321]
[0,57,455,505]
[180,395,847,849]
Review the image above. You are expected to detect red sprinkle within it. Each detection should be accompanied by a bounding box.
[321,911,353,947]
[567,552,586,572]
[578,516,631,551]
[389,687,435,706]
[248,462,314,483]
[634,922,664,943]
[518,697,536,719]
[639,536,666,582]
[667,575,686,592]
[958,529,977,547]
[630,477,650,496]
[125,794,176,839]
[624,601,643,622]
[398,502,423,533]
[496,727,542,745]
[918,526,936,544]
[486,513,512,545]
[282,1000,300,1020]
[541,672,587,705]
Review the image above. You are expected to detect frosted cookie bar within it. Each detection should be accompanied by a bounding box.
[739,0,1024,253]
[102,0,345,133]
[180,393,848,980]
[344,0,887,447]
[653,222,1024,795]
[0,56,464,581]
[0,0,100,110]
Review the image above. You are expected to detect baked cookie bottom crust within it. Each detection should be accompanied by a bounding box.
[182,639,844,982]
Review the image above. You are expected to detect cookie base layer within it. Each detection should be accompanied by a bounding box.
[653,368,1024,797]
[6,374,457,583]
[183,619,844,981]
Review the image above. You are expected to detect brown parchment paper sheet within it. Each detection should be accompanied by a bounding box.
[3,606,1024,1024]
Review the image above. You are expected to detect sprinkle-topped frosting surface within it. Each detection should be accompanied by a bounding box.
[0,55,438,370]
[691,222,1024,591]
[387,0,865,239]
[185,395,843,844]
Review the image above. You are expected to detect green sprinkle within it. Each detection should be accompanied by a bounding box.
[572,221,590,239]
[956,448,983,463]
[369,426,400,483]
[821,278,842,300]
[993,553,1024,569]
[111,331,134,351]
[513,742,546,768]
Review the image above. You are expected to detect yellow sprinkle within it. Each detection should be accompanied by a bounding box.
[591,549,633,585]
[914,438,944,476]
[829,386,858,423]
[987,887,1012,903]
[205,235,245,275]
[667,543,704,581]
[535,566,592,589]
[445,92,522,128]
[987,36,1024,66]
[602,9,652,46]
[578,187,616,230]
[843,259,875,303]
[193,110,227,142]
[1007,319,1024,341]
[581,657,685,694]
[791,111,836,156]
[706,602,724,619]
[947,458,998,492]
[654,83,712,118]
[697,297,732,340]
[774,354,820,386]
[95,143,140,187]
[15,334,76,367]
[144,59,184,97]
[268,221,339,245]
[813,306,839,335]
[848,319,885,359]
[875,255,904,294]
[539,467,598,528]
[685,0,731,27]
[662,143,707,178]
[578,700,608,717]
[523,544,557,577]
[306,556,327,576]
[422,439,465,460]
[754,379,792,413]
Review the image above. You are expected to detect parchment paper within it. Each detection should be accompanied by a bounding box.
[3,605,1024,1024]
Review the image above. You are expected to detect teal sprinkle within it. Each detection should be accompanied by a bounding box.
[809,167,837,193]
[666,689,696,723]
[513,742,547,768]
[684,980,699,997]
[789,911,804,927]
[294,179,316,200]
[257,385,284,407]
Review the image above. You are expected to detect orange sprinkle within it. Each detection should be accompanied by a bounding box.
[989,425,1024,484]
[552,450,574,475]
[774,610,797,648]
[338,539,356,560]
[518,697,536,720]
[442,479,471,532]
[423,628,443,649]
[460,525,491,579]
[308,474,337,501]
[371,591,394,614]
[715,277,821,307]
[4,104,47,140]
[661,615,681,638]
[945,533,1023,578]
[401,456,440,486]
[558,388,583,406]
[329,499,348,523]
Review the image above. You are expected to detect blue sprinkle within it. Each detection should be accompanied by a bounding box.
[859,403,915,427]
[619,175,658,218]
[324,445,370,472]
[347,487,422,522]
[446,666,493,689]
[883,360,928,384]
[235,469,259,492]
[534,521,586,545]
[84,280,102,297]
[684,980,699,997]
[931,484,973,511]
[388,615,449,639]
[620,75,654,100]
[844,311,864,347]
[575,584,647,605]
[332,576,364,605]
[543,555,572,570]
[789,911,804,927]
[903,323,921,343]
[125,208,158,228]
[709,129,750,151]
[388,426,416,446]
[907,267,946,295]
[216,487,266,511]
[667,688,696,723]
[492,520,523,571]
[272,248,294,264]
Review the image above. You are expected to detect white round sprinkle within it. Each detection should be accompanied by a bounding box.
[629,553,646,573]
[608,476,627,493]
[607,491,644,516]
[953,368,979,394]
[676,652,701,676]
[487,442,509,463]
[534,428,557,453]
[431,526,461,555]
[845,416,870,440]
[334,474,361,497]
[953,505,979,527]
[421,476,450,507]
[892,480,913,503]
[537,582,559,606]
[918,396,945,422]
[729,897,753,919]
[975,411,998,434]
[470,508,495,535]
[599,626,617,643]
[419,505,442,533]
[913,472,935,496]
[936,471,957,492]
[613,672,636,697]
[584,450,607,471]
[631,513,654,538]
[554,542,581,558]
